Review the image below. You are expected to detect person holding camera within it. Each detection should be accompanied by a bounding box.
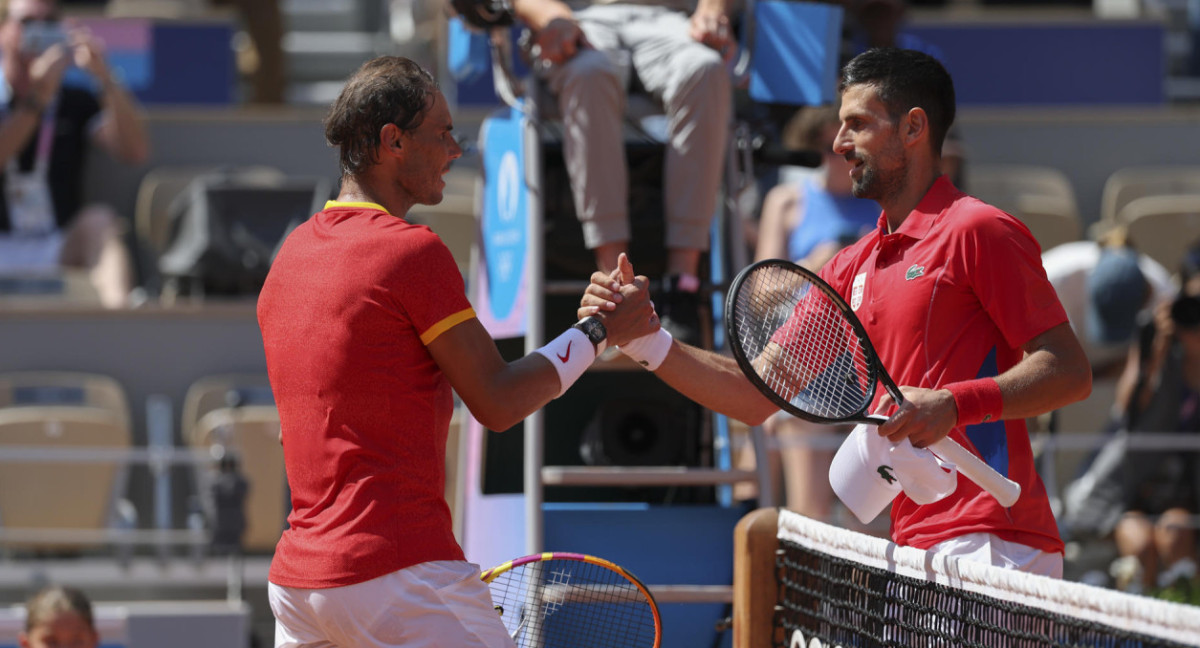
[1106,247,1200,603]
[0,0,149,307]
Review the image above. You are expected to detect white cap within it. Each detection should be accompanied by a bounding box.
[829,424,958,524]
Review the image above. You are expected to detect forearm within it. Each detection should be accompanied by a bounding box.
[0,106,44,167]
[98,80,150,165]
[461,353,562,432]
[653,343,778,425]
[433,318,580,432]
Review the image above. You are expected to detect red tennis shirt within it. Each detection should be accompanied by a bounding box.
[819,177,1067,553]
[258,201,475,588]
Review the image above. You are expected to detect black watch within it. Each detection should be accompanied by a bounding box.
[572,316,607,354]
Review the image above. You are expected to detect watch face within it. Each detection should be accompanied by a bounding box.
[577,317,606,342]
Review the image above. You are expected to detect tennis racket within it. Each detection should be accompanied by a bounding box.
[481,552,662,648]
[725,259,1021,507]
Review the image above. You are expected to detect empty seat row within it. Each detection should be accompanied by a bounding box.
[1097,166,1200,274]
[0,371,285,556]
[966,164,1200,274]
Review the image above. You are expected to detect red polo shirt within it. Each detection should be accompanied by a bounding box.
[820,176,1067,553]
[259,201,475,588]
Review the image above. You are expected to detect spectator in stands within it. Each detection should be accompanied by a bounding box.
[259,56,657,647]
[0,0,150,307]
[1106,242,1200,603]
[19,585,99,648]
[755,103,879,271]
[1042,227,1176,378]
[510,0,732,344]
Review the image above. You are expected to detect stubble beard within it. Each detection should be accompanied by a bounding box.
[850,154,904,204]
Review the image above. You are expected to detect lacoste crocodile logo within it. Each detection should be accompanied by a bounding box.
[877,465,896,484]
[905,265,925,281]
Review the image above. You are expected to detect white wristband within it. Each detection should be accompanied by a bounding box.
[533,327,596,397]
[618,328,673,371]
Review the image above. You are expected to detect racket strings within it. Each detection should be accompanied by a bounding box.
[487,560,657,648]
[732,265,874,419]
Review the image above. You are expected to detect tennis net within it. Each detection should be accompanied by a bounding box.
[733,508,1200,647]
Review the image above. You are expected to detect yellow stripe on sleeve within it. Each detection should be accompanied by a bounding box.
[420,307,476,345]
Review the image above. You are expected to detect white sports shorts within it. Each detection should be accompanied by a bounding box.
[929,532,1064,578]
[268,560,517,648]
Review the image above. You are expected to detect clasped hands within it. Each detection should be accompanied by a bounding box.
[578,253,661,347]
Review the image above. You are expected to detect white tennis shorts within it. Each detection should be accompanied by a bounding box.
[268,560,517,648]
[929,532,1064,578]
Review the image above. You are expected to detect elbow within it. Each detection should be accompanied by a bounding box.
[469,404,528,433]
[737,398,779,427]
[1060,359,1092,407]
[1073,365,1094,404]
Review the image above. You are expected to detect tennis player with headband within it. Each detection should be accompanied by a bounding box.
[582,48,1092,577]
[257,56,657,648]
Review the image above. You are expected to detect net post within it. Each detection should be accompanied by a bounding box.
[733,507,778,648]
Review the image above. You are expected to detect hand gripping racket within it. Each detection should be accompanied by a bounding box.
[725,259,1021,507]
[481,552,662,648]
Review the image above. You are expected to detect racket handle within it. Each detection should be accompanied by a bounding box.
[930,438,1021,507]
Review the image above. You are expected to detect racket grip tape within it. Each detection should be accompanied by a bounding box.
[930,438,1021,507]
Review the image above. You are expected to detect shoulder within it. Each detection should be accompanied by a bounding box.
[387,220,458,270]
[946,193,1037,242]
[368,217,452,261]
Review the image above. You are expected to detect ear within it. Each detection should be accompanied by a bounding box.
[379,123,404,158]
[902,107,928,150]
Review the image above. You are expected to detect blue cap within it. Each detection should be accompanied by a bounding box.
[1085,248,1148,346]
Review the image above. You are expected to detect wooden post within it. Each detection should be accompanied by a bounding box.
[733,507,779,648]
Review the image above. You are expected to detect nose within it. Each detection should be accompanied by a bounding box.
[450,133,467,160]
[832,124,851,155]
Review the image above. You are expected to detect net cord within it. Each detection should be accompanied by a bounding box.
[777,509,1200,645]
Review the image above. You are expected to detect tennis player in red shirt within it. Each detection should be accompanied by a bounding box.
[581,48,1091,577]
[258,56,658,647]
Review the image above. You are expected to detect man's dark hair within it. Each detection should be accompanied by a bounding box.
[839,47,956,155]
[324,56,438,177]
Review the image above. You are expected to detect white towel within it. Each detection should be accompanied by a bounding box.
[828,423,958,524]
